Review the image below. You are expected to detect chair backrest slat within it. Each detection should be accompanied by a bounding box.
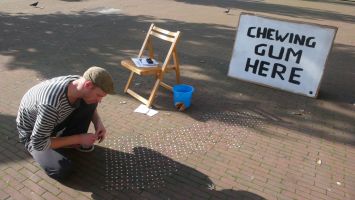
[152,26,178,37]
[140,23,181,71]
[150,31,176,42]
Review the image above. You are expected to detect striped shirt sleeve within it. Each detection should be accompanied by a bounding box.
[30,104,58,151]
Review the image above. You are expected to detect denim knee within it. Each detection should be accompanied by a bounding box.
[45,160,73,180]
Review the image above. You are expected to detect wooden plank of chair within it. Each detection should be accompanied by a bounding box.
[160,35,180,72]
[147,79,161,107]
[160,82,172,91]
[121,59,161,75]
[150,31,175,42]
[152,26,178,37]
[124,71,134,93]
[126,89,149,105]
[172,50,180,83]
[139,24,155,57]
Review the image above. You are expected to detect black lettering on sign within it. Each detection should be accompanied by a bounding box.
[269,45,284,60]
[306,37,316,48]
[257,27,268,39]
[271,63,286,80]
[267,28,276,40]
[254,43,303,64]
[258,61,270,77]
[245,58,258,74]
[247,27,256,38]
[254,44,267,56]
[246,26,317,48]
[245,58,303,85]
[285,48,302,64]
[289,67,303,85]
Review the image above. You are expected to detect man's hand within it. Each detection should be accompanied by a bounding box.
[92,109,106,143]
[79,133,97,146]
[95,122,106,143]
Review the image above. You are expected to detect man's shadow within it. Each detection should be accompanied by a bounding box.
[60,146,266,200]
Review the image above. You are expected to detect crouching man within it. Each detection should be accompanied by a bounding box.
[16,66,115,180]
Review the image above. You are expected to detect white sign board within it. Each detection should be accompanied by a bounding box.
[228,13,337,97]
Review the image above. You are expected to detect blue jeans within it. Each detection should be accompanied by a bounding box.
[27,100,97,180]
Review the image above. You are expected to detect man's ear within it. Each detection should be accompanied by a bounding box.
[83,80,94,89]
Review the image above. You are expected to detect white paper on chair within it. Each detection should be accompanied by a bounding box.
[131,57,158,68]
[134,104,158,116]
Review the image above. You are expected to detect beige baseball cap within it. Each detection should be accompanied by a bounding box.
[83,66,116,94]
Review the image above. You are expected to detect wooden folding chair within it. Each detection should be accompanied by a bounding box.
[120,23,181,108]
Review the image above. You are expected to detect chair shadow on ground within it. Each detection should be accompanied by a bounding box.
[60,145,266,200]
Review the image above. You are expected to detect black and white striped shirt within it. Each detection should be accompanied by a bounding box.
[16,75,80,151]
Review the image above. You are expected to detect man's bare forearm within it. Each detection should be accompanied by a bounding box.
[50,135,81,149]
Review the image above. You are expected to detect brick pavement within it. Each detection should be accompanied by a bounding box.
[1,0,355,199]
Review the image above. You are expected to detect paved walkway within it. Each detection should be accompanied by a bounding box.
[0,0,354,199]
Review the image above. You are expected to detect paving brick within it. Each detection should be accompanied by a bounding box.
[252,170,268,183]
[20,187,44,200]
[263,180,282,193]
[258,188,281,200]
[18,168,39,182]
[212,177,236,189]
[41,191,61,200]
[34,171,56,185]
[22,162,40,174]
[22,180,46,196]
[4,168,26,182]
[74,194,92,200]
[268,169,286,181]
[279,180,296,193]
[2,185,29,200]
[57,192,73,200]
[54,184,81,199]
[281,189,304,200]
[1,174,24,191]
[38,180,61,196]
[310,184,327,195]
[0,189,10,200]
[310,190,330,200]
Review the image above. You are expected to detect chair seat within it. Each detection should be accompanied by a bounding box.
[121,59,161,75]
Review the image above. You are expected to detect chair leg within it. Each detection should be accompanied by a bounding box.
[175,66,181,84]
[147,79,161,107]
[124,71,135,93]
[173,51,181,84]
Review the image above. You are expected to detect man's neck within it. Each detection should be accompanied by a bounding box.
[67,80,81,105]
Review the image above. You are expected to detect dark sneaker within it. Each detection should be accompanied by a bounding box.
[76,145,95,152]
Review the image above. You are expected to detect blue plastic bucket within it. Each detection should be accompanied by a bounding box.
[173,84,194,109]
